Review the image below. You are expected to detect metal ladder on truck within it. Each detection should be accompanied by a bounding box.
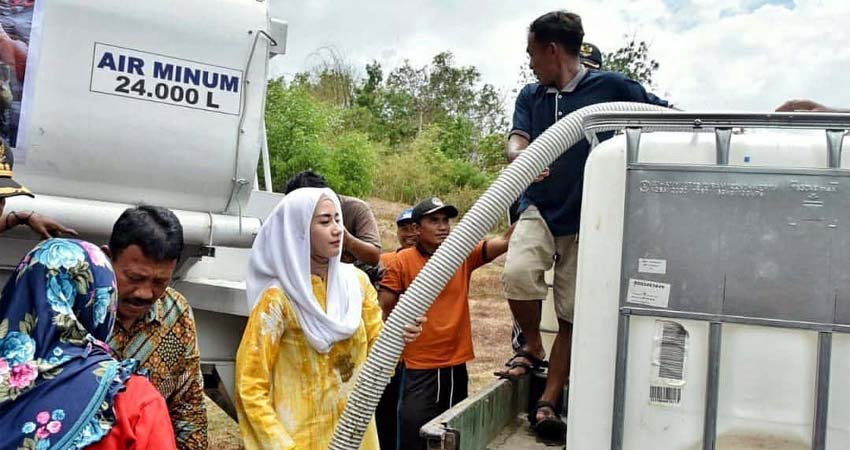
[582,112,850,450]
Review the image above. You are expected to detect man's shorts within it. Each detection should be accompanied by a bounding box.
[502,206,578,322]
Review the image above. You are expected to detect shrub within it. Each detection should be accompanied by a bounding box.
[266,82,333,191]
[265,82,378,197]
[372,126,494,213]
[323,131,378,197]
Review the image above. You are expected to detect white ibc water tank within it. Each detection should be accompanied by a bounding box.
[13,0,270,214]
[568,115,850,450]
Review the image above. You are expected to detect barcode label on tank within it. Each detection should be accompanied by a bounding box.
[650,320,689,406]
[649,385,682,404]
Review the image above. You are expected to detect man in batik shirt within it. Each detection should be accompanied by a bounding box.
[104,205,208,450]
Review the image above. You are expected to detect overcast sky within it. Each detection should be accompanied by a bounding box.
[268,0,848,113]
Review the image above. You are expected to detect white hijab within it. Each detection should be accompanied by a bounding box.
[246,187,363,353]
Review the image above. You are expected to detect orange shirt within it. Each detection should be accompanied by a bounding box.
[380,242,487,369]
[379,250,401,268]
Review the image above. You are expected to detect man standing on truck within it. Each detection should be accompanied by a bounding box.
[380,197,512,450]
[104,205,208,450]
[497,10,668,441]
[509,40,605,354]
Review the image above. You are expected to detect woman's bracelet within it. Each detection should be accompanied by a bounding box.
[5,210,33,229]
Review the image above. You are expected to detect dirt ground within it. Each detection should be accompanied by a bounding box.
[206,198,514,449]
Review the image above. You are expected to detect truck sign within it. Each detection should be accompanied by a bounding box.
[90,43,243,115]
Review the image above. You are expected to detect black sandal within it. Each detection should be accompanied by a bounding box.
[531,400,566,443]
[493,349,548,381]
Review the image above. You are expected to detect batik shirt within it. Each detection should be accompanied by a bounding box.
[108,287,208,450]
[235,271,384,450]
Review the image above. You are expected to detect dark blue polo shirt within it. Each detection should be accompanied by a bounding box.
[511,69,668,236]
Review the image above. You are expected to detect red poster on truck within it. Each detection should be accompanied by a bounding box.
[0,0,33,148]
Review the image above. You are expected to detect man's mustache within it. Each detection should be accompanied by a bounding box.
[122,297,155,307]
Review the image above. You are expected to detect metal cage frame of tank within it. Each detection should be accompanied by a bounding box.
[582,112,850,450]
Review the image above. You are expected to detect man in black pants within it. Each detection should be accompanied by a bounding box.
[379,198,512,450]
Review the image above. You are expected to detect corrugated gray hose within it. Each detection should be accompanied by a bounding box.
[330,101,670,449]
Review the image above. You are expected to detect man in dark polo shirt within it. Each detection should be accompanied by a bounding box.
[498,10,668,441]
[508,40,605,353]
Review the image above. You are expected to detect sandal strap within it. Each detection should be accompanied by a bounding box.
[536,400,558,412]
[504,349,548,368]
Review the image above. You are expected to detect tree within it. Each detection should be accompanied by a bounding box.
[354,61,384,113]
[473,83,508,135]
[512,56,536,95]
[381,52,506,135]
[295,46,357,107]
[603,37,660,86]
[385,59,432,133]
[350,61,419,146]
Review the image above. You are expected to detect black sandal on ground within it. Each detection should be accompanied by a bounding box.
[493,349,548,381]
[531,400,566,443]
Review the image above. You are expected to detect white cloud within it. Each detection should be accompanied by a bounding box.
[269,0,850,113]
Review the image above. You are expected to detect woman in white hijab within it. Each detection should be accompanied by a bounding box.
[235,187,423,450]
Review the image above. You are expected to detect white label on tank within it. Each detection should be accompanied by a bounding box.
[638,258,667,274]
[626,279,670,308]
[650,320,688,406]
[90,43,243,115]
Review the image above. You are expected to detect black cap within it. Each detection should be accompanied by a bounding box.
[0,140,33,199]
[580,42,602,70]
[396,208,415,226]
[412,197,458,222]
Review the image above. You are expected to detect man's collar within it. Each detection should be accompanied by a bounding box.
[546,64,587,94]
[144,295,165,325]
[415,243,435,257]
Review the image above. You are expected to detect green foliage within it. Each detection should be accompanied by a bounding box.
[264,50,520,212]
[435,117,475,160]
[265,81,378,197]
[295,47,356,107]
[382,52,506,137]
[265,81,332,188]
[474,133,508,171]
[603,38,660,86]
[371,127,493,209]
[322,131,378,197]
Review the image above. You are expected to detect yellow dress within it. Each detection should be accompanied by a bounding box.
[235,271,383,450]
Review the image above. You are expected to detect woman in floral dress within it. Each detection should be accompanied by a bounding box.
[0,238,176,450]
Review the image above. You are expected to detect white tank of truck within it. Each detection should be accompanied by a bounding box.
[0,0,289,415]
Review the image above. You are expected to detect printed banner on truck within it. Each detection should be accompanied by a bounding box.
[0,0,35,149]
[90,43,243,116]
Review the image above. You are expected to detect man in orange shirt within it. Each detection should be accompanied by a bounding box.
[379,197,511,450]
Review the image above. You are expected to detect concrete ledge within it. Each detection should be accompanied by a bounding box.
[423,376,529,450]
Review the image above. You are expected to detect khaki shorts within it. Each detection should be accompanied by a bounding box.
[502,206,578,322]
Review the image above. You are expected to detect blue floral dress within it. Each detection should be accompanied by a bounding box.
[0,239,135,450]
